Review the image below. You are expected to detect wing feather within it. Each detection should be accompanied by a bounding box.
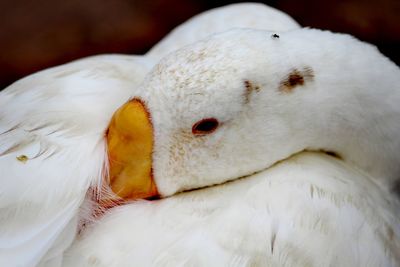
[0,55,153,265]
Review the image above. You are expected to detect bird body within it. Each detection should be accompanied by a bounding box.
[0,4,304,265]
[0,55,155,266]
[65,28,400,267]
[64,152,400,267]
[1,3,400,267]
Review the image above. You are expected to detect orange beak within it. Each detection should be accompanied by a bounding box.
[106,99,158,200]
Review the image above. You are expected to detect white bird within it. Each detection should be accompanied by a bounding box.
[0,4,303,266]
[64,28,400,266]
[64,152,400,267]
[147,2,300,59]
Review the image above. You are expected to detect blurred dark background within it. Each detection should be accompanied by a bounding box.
[1,0,399,89]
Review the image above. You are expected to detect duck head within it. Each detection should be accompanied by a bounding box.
[107,28,400,200]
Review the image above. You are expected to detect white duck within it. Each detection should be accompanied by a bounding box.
[64,28,400,266]
[0,4,302,266]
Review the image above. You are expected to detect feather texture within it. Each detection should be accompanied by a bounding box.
[0,4,304,264]
[64,152,400,267]
[1,4,400,266]
[147,3,300,59]
[0,55,154,266]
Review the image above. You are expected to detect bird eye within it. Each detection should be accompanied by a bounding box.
[192,118,219,135]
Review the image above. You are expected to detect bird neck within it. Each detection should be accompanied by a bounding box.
[301,61,400,193]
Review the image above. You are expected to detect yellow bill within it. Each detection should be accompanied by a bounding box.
[106,99,158,200]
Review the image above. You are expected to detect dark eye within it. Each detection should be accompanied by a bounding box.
[192,118,219,135]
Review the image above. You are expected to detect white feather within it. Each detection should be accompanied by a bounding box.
[0,4,304,264]
[61,27,400,266]
[2,4,400,267]
[0,55,155,266]
[142,28,400,197]
[147,3,300,59]
[63,152,400,267]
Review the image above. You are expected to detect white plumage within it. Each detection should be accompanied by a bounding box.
[147,2,300,59]
[143,28,400,197]
[64,28,400,266]
[0,4,303,266]
[64,152,400,267]
[0,55,155,266]
[1,3,400,267]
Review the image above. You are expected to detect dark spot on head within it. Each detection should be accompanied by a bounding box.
[288,73,304,87]
[244,80,253,95]
[279,66,314,93]
[271,33,280,39]
[244,80,261,103]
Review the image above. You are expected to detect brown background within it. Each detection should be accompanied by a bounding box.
[1,0,399,89]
